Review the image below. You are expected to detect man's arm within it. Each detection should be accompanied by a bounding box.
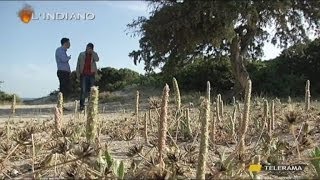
[92,51,99,62]
[56,48,71,63]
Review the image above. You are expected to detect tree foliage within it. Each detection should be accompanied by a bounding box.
[127,0,320,93]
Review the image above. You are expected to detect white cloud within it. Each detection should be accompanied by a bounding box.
[103,1,150,13]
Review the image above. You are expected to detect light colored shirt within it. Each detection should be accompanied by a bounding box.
[55,46,71,72]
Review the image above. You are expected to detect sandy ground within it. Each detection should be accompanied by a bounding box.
[0,100,320,179]
[0,101,150,120]
[0,101,148,179]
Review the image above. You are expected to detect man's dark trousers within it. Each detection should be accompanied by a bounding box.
[80,75,95,109]
[57,70,71,99]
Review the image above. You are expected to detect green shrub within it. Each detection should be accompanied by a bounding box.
[0,91,21,104]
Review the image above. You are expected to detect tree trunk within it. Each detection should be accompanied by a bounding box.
[230,35,251,98]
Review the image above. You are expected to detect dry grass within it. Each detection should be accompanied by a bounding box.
[1,84,320,179]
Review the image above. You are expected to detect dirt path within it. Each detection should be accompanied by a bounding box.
[0,100,151,119]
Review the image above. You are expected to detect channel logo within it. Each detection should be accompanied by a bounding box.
[249,164,307,173]
[18,4,34,24]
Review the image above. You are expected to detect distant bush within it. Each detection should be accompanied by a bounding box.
[62,67,142,99]
[0,91,21,104]
[0,81,22,103]
[170,56,234,94]
[50,38,320,99]
[96,67,141,91]
[248,38,320,97]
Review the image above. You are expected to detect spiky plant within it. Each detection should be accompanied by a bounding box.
[148,108,153,132]
[305,80,311,112]
[285,110,302,159]
[271,100,275,131]
[173,77,181,111]
[86,86,99,144]
[262,99,267,122]
[74,100,78,115]
[237,102,242,133]
[232,105,237,126]
[54,106,62,133]
[285,110,298,135]
[219,99,224,119]
[302,122,309,137]
[216,96,221,122]
[232,105,237,139]
[310,146,320,178]
[185,108,192,138]
[217,94,223,119]
[117,161,125,179]
[136,91,140,128]
[11,94,16,116]
[196,86,210,180]
[232,96,236,106]
[206,81,211,104]
[229,115,235,139]
[173,78,182,142]
[211,116,216,144]
[158,84,169,171]
[143,112,149,144]
[288,96,292,107]
[206,81,211,142]
[236,101,241,114]
[239,79,252,158]
[5,121,10,142]
[57,92,64,117]
[263,100,270,135]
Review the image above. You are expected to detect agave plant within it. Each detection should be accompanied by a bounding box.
[310,147,320,178]
[99,149,125,179]
[117,161,125,180]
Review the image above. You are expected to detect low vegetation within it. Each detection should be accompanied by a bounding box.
[0,78,320,179]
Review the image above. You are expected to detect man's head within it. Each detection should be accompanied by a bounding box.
[61,38,70,49]
[86,43,94,54]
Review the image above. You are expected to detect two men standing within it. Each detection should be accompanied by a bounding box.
[55,38,99,111]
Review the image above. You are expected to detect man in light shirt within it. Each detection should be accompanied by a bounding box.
[55,38,71,107]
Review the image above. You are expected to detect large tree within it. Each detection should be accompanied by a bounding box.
[128,0,320,96]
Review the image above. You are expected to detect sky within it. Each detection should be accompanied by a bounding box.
[0,1,284,98]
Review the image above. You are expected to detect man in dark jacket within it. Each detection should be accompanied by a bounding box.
[76,43,99,111]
